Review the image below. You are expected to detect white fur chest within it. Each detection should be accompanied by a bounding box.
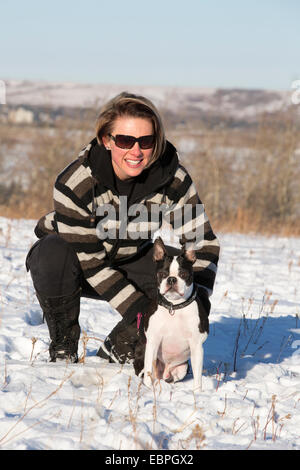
[146,302,207,367]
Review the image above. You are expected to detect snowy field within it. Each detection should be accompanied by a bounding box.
[0,216,299,450]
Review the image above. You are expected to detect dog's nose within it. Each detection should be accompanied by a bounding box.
[167,276,177,285]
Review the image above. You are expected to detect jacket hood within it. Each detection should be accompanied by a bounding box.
[88,137,179,203]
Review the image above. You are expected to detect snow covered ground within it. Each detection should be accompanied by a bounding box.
[0,216,299,450]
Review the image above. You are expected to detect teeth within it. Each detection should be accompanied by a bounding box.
[126,159,141,165]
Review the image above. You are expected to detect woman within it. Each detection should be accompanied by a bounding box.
[26,92,220,364]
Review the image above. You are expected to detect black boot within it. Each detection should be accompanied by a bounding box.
[97,295,155,364]
[97,320,138,364]
[36,288,81,363]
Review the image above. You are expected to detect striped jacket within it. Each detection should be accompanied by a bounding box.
[34,138,220,317]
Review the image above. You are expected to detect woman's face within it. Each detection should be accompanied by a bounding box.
[103,116,154,180]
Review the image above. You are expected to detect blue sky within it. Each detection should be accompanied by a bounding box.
[1,0,299,90]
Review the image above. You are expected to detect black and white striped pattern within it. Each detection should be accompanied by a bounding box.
[35,141,220,316]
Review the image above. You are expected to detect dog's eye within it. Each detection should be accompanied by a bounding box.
[179,270,189,279]
[158,271,168,279]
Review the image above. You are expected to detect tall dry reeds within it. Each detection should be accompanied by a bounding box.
[0,107,299,235]
[0,117,94,218]
[177,108,300,235]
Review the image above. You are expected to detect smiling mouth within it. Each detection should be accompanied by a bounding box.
[125,158,143,167]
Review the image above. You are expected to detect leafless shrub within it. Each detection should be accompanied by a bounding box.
[180,109,300,234]
[1,107,299,234]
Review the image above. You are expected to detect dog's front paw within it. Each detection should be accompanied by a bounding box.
[143,372,153,388]
[193,382,203,394]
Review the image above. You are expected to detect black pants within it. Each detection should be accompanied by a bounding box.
[25,233,158,301]
[26,234,210,364]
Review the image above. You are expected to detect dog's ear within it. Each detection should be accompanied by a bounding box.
[181,243,197,264]
[184,249,197,264]
[153,237,167,262]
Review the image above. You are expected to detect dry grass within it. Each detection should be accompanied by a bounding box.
[1,108,300,236]
[0,371,74,447]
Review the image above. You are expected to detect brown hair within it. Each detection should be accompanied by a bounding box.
[95,92,166,165]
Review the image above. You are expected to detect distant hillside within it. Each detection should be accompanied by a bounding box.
[3,79,294,123]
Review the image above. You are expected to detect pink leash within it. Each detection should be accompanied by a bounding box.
[137,312,142,332]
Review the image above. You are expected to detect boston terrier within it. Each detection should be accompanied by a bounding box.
[134,237,209,392]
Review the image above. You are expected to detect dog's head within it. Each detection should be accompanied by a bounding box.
[153,237,196,301]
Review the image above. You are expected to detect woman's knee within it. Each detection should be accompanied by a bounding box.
[26,234,81,296]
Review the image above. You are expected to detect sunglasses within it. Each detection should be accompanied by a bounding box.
[108,133,155,150]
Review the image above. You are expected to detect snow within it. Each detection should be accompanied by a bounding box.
[5,80,216,110]
[4,79,291,119]
[0,217,299,450]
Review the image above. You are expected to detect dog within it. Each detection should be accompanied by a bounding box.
[134,237,209,391]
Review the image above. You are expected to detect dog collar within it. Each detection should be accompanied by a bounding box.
[157,286,197,316]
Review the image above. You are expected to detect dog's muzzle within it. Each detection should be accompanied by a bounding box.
[167,276,177,286]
